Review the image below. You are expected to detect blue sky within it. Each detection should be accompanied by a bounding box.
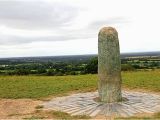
[0,0,160,58]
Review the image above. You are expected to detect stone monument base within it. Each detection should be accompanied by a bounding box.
[42,91,160,118]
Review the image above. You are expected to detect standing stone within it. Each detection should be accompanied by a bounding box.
[98,27,122,103]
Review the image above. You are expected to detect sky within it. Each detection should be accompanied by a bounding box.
[0,0,160,58]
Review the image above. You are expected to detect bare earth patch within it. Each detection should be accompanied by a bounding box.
[0,99,42,119]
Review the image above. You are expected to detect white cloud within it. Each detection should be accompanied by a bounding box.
[0,1,79,29]
[0,0,160,57]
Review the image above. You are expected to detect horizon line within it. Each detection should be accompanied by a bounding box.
[0,51,160,59]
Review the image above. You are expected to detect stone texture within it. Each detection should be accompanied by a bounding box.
[98,27,122,102]
[42,91,160,118]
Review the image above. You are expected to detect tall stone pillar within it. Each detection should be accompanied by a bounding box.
[98,27,122,103]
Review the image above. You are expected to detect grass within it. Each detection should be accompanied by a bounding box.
[116,112,160,120]
[51,111,91,119]
[24,116,45,120]
[0,70,160,99]
[35,105,44,109]
[0,75,97,99]
[122,70,160,91]
[154,112,160,118]
[24,110,91,119]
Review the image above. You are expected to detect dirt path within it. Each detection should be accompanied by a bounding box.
[0,99,42,119]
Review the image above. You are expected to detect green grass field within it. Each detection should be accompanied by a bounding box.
[0,70,160,99]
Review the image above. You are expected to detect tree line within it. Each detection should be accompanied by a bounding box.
[0,56,159,76]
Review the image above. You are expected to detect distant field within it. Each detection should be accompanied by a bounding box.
[0,70,160,99]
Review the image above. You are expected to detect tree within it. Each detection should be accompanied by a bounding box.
[46,69,55,76]
[85,57,98,74]
[121,64,135,71]
[37,68,47,74]
[15,69,30,75]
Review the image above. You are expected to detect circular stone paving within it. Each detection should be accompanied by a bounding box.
[42,91,160,117]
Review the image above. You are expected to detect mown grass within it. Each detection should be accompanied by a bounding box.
[122,70,160,91]
[0,70,160,99]
[0,75,97,99]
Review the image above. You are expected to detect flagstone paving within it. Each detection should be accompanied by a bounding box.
[42,91,160,117]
